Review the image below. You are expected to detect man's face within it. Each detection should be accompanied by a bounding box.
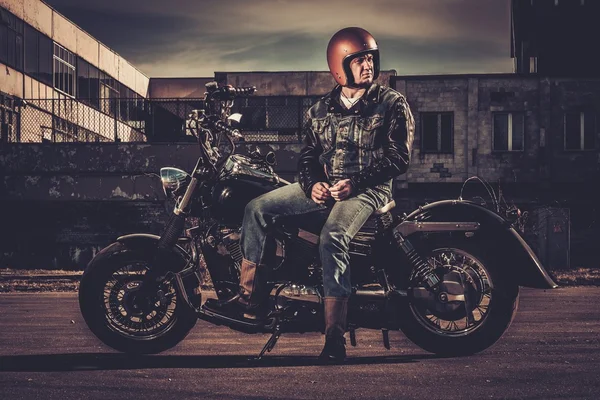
[349,53,375,87]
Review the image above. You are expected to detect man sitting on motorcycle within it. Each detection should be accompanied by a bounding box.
[206,27,415,363]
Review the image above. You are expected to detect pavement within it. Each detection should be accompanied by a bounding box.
[1,287,599,400]
[2,267,600,292]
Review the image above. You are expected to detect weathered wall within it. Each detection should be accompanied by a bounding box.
[0,142,302,269]
[393,73,600,269]
[402,76,469,184]
[215,70,397,96]
[393,74,600,188]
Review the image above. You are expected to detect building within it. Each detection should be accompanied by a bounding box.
[1,0,598,270]
[0,0,149,143]
[511,0,600,76]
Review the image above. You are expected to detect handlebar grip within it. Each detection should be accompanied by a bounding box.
[214,120,243,140]
[232,86,256,95]
[221,86,256,99]
[206,83,256,100]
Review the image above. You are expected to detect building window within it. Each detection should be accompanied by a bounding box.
[24,24,52,86]
[420,112,453,153]
[53,43,76,96]
[493,112,524,151]
[529,57,537,73]
[0,8,24,71]
[77,57,100,108]
[564,112,596,151]
[0,92,18,143]
[100,72,119,117]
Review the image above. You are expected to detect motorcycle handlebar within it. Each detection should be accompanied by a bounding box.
[205,82,256,100]
[213,120,244,141]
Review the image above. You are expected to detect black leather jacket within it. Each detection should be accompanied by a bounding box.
[297,83,414,198]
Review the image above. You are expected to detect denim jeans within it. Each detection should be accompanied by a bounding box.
[240,182,391,298]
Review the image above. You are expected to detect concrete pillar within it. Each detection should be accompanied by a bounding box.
[467,77,479,178]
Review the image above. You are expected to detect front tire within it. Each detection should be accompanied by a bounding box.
[79,243,198,354]
[398,237,519,356]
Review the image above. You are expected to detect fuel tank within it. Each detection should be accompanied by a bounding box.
[211,154,287,224]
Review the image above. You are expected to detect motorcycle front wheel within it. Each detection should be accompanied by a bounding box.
[397,237,519,356]
[79,243,198,354]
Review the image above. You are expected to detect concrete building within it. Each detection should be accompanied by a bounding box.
[511,0,600,76]
[1,0,598,270]
[0,0,149,143]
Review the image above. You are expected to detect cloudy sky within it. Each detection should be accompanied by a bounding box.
[44,0,514,78]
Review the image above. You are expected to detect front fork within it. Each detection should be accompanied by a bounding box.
[139,164,204,305]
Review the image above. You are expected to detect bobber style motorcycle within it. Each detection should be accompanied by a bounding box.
[78,82,557,359]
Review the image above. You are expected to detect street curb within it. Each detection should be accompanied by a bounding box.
[0,274,82,280]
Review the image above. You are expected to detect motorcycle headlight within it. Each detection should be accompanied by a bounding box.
[160,167,191,199]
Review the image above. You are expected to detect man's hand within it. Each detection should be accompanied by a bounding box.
[311,182,331,204]
[329,179,354,201]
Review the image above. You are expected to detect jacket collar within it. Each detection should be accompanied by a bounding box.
[323,83,381,115]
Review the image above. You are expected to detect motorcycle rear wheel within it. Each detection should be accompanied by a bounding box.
[79,243,198,354]
[398,237,519,356]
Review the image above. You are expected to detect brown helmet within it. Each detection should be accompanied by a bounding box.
[327,27,380,87]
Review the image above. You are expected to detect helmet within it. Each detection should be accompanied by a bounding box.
[327,27,380,87]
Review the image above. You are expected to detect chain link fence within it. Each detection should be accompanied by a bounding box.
[0,92,20,143]
[1,93,320,144]
[228,96,318,142]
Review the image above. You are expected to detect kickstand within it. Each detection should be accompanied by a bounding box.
[382,328,390,350]
[256,323,282,360]
[349,328,357,347]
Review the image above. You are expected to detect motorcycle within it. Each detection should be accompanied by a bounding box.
[79,82,558,359]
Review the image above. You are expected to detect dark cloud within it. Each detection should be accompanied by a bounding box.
[379,35,511,74]
[44,0,514,77]
[47,6,198,58]
[217,33,325,67]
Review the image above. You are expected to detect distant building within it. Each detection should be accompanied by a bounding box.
[0,0,148,143]
[1,0,598,269]
[511,0,600,76]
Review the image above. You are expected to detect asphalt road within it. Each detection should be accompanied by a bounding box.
[0,287,599,400]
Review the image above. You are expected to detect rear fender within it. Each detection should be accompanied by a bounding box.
[401,200,558,289]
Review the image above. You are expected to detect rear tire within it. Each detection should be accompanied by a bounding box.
[398,237,519,356]
[79,243,198,354]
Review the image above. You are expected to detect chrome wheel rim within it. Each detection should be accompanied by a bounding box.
[409,247,493,337]
[102,262,178,340]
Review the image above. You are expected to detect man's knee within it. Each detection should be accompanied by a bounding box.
[319,229,350,253]
[244,197,261,216]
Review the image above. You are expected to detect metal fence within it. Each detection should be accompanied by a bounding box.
[2,94,319,144]
[0,92,22,143]
[14,97,145,143]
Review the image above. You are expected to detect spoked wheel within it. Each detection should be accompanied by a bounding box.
[79,243,197,354]
[103,261,179,339]
[398,238,519,356]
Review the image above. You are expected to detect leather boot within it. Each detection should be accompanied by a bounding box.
[204,258,268,321]
[319,297,348,363]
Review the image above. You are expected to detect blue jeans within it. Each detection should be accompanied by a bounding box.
[240,182,391,298]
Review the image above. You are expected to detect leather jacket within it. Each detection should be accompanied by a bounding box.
[297,83,415,198]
